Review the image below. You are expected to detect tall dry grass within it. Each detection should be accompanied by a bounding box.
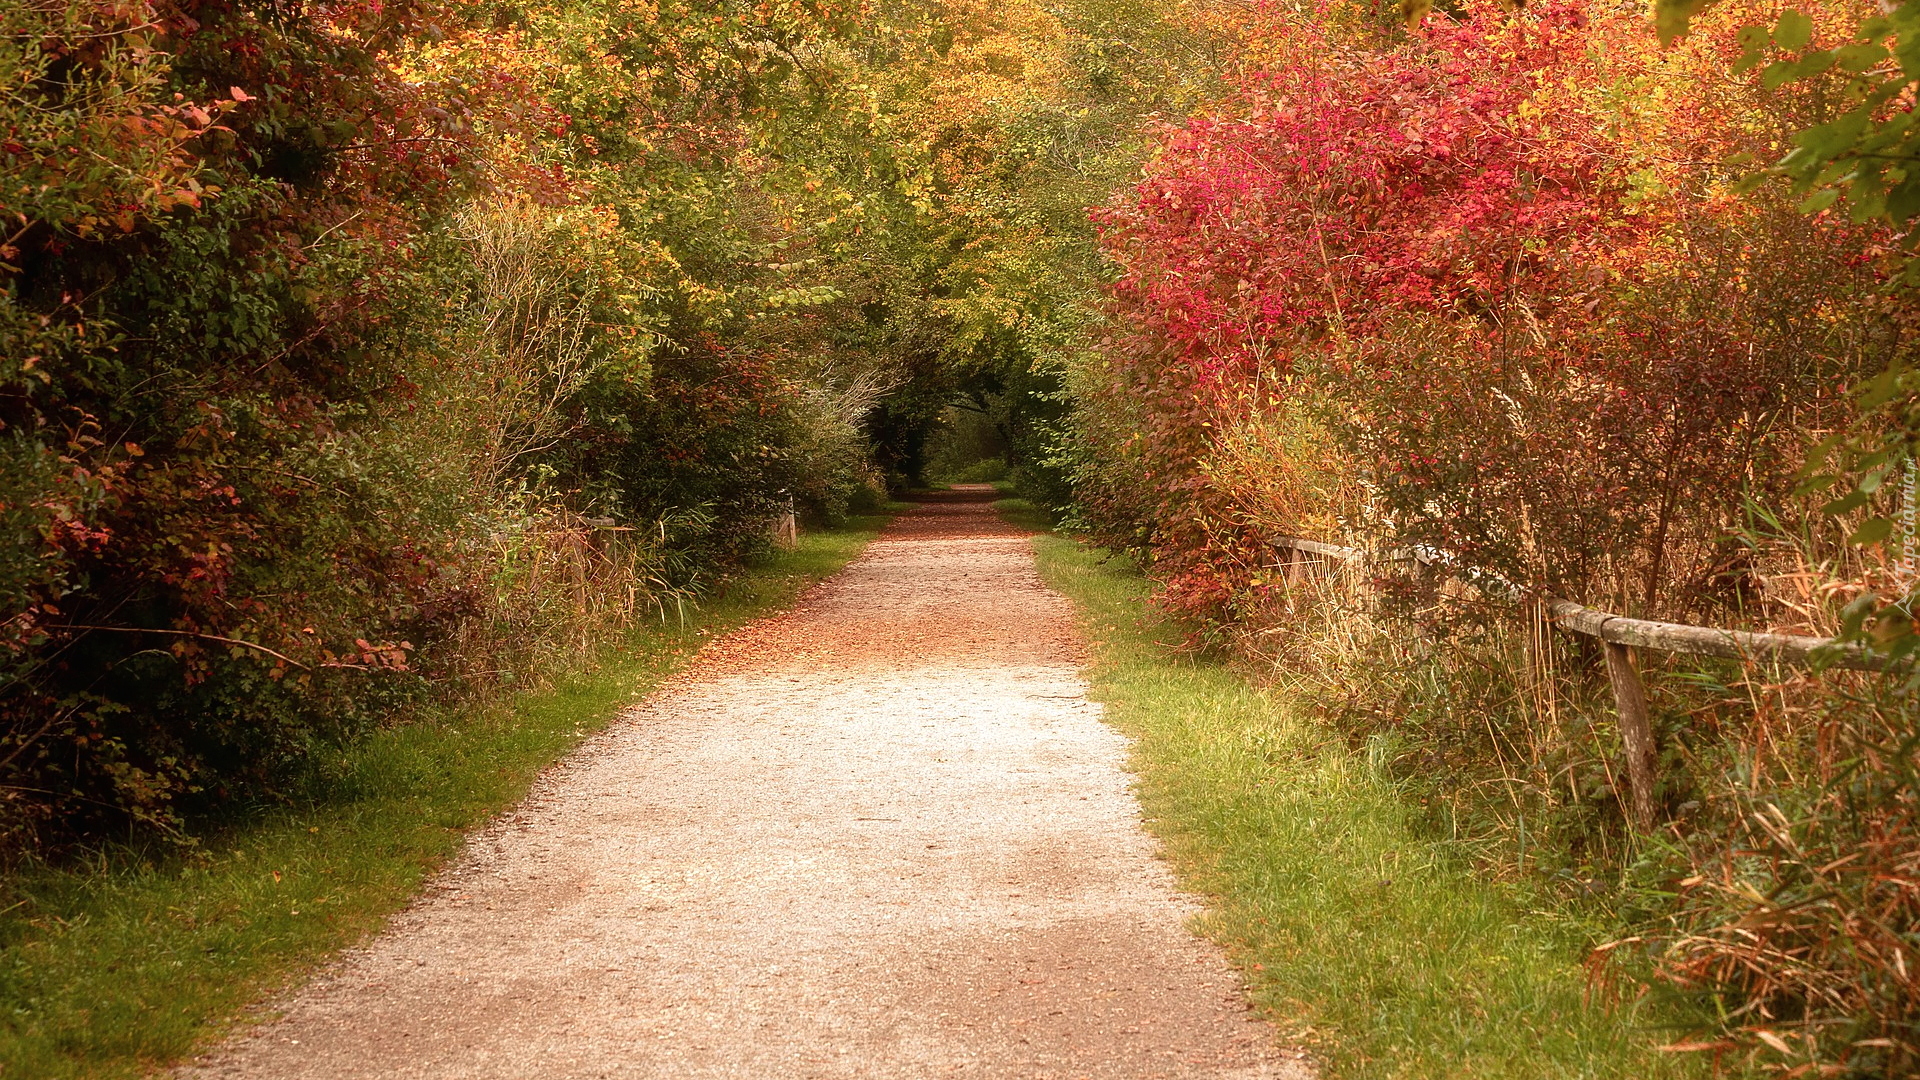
[373,202,695,693]
[1190,392,1918,1073]
[440,505,708,690]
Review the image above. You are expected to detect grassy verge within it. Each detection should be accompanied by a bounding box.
[0,514,890,1079]
[1032,535,1714,1080]
[992,495,1051,533]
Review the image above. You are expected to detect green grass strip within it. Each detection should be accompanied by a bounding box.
[1033,535,1712,1080]
[990,495,1051,533]
[0,514,892,1079]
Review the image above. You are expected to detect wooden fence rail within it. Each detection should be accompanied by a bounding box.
[1268,535,1879,830]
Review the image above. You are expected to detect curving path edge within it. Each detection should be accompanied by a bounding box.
[183,487,1308,1079]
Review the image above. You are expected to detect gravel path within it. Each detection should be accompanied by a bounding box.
[185,488,1307,1079]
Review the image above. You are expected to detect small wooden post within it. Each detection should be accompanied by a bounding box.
[1603,641,1657,831]
[1411,554,1443,612]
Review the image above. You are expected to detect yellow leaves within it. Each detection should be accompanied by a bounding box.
[897,0,1073,122]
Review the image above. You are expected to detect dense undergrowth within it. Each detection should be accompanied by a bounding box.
[1052,0,1920,1069]
[0,514,888,1078]
[1036,535,1718,1079]
[0,0,1225,854]
[11,0,1920,1069]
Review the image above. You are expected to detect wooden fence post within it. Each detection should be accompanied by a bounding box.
[771,496,798,550]
[1267,536,1897,834]
[1603,641,1657,831]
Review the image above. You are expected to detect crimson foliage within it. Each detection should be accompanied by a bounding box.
[1076,1,1917,1066]
[1086,2,1893,624]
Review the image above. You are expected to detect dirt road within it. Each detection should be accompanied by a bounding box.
[186,488,1304,1079]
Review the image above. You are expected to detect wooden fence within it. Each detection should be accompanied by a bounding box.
[1268,536,1880,830]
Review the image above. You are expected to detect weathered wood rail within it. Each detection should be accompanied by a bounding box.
[1269,536,1880,830]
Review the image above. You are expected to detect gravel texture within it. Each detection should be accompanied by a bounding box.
[183,487,1308,1079]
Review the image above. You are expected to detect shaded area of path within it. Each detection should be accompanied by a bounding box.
[186,487,1306,1079]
